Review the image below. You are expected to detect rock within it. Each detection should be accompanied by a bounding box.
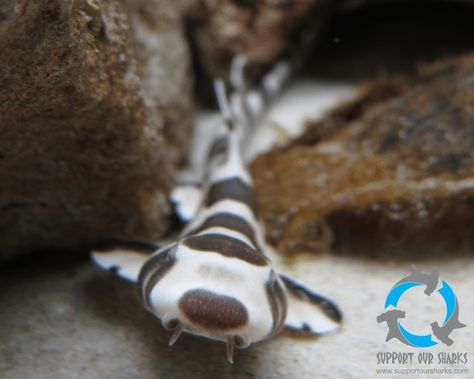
[189,0,330,87]
[190,0,474,88]
[0,0,194,261]
[251,53,474,256]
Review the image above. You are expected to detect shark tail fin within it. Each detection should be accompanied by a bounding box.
[453,320,467,329]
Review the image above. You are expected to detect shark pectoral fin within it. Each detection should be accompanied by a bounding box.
[279,273,342,335]
[91,241,159,283]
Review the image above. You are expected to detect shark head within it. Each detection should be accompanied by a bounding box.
[137,238,287,362]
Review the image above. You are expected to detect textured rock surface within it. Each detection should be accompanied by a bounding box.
[0,0,194,261]
[190,0,474,87]
[190,0,330,84]
[1,252,473,379]
[251,53,474,256]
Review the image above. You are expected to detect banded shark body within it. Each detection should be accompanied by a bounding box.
[92,58,342,363]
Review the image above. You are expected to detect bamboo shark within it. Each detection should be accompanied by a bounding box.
[92,58,342,363]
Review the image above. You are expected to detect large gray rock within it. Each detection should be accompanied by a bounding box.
[0,0,194,261]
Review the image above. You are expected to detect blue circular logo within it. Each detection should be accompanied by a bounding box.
[377,267,465,347]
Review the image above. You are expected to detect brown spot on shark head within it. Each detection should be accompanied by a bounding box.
[179,289,248,330]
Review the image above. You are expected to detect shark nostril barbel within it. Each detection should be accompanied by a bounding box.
[168,322,184,347]
[168,318,184,346]
[226,337,235,364]
[161,316,185,346]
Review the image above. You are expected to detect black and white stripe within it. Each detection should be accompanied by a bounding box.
[205,178,257,215]
[187,212,257,246]
[138,246,177,309]
[184,234,268,266]
[176,78,266,260]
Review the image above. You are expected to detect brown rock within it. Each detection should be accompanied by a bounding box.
[190,0,330,81]
[0,0,194,261]
[251,53,474,256]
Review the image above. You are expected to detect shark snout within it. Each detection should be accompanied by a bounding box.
[178,288,249,331]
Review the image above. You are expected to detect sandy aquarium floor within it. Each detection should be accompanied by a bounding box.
[0,250,473,379]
